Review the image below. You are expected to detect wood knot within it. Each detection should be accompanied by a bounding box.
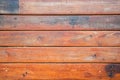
[22,72,28,77]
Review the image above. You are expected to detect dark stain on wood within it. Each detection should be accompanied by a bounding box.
[35,16,89,27]
[0,0,19,13]
[69,16,79,26]
[113,17,120,26]
[69,16,89,26]
[105,64,120,78]
[0,16,4,26]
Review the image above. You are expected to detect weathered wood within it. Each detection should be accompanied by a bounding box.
[0,0,120,14]
[0,47,119,62]
[0,0,19,14]
[0,15,120,30]
[0,0,119,80]
[0,63,120,80]
[0,31,119,47]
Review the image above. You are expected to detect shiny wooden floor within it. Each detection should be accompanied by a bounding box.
[0,0,120,80]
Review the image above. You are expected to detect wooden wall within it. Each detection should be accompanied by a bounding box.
[0,0,120,80]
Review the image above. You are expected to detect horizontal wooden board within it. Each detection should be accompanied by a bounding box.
[0,47,119,62]
[0,31,119,47]
[0,0,120,14]
[0,63,120,80]
[0,15,120,30]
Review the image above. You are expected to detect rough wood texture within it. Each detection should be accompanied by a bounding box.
[0,0,120,80]
[0,63,120,80]
[0,31,119,47]
[0,15,120,30]
[0,47,119,62]
[0,0,120,14]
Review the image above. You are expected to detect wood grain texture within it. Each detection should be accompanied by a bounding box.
[0,47,119,62]
[0,15,120,30]
[0,31,119,47]
[0,0,120,80]
[0,0,120,14]
[0,63,120,80]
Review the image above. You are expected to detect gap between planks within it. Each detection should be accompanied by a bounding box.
[0,62,120,64]
[1,14,120,16]
[0,46,120,47]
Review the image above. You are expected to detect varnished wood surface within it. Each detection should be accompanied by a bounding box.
[0,31,119,47]
[0,47,119,62]
[0,63,120,80]
[0,0,120,14]
[0,0,120,80]
[0,15,120,31]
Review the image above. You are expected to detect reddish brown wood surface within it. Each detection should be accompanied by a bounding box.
[0,31,119,47]
[0,47,119,62]
[0,15,120,30]
[0,63,120,80]
[0,0,120,14]
[0,0,120,80]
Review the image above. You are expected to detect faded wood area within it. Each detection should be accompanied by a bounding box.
[0,15,120,31]
[0,0,120,80]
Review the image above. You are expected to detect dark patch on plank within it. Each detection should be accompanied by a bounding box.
[69,16,89,26]
[113,17,120,25]
[0,16,4,26]
[69,16,79,26]
[89,16,120,29]
[0,0,19,13]
[45,17,65,25]
[105,64,120,78]
[35,16,89,27]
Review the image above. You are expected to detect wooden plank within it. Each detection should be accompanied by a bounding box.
[0,0,120,14]
[0,31,119,47]
[0,15,120,30]
[0,47,119,62]
[0,63,120,80]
